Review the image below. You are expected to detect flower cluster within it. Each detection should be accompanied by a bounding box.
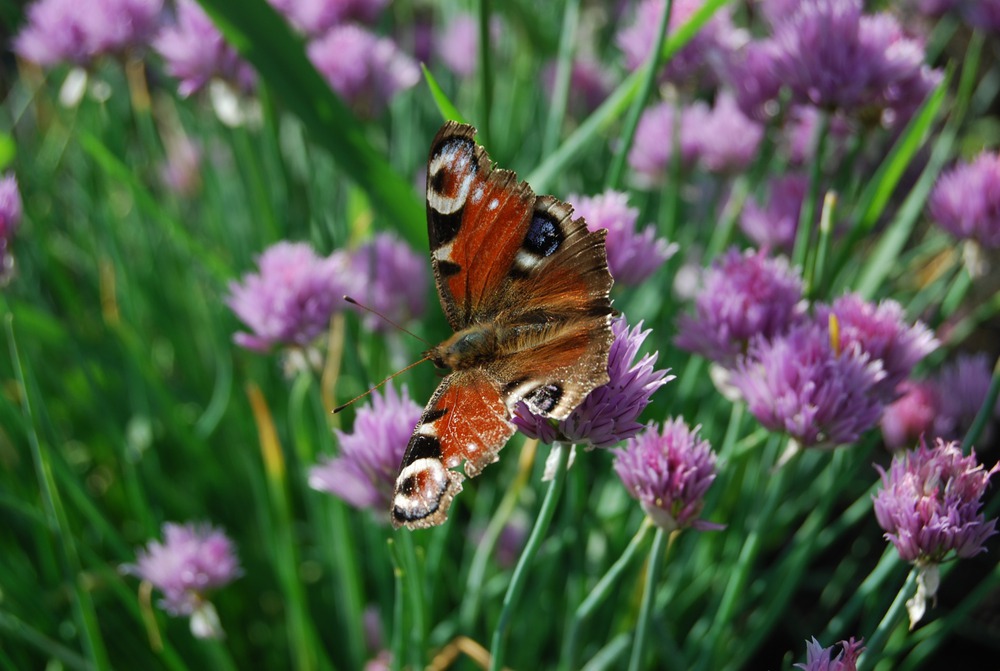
[617,0,740,88]
[613,418,722,532]
[568,190,677,286]
[268,0,388,37]
[928,151,1000,251]
[226,234,426,355]
[739,174,809,252]
[732,0,941,126]
[346,233,428,333]
[815,295,936,403]
[0,175,23,283]
[155,0,257,97]
[874,438,999,565]
[628,92,764,185]
[15,0,163,67]
[795,637,864,671]
[732,320,886,448]
[308,24,419,116]
[309,382,421,517]
[514,317,673,448]
[226,241,350,353]
[880,353,1000,449]
[123,522,241,638]
[675,248,805,368]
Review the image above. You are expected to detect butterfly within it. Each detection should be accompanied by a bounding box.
[391,121,614,529]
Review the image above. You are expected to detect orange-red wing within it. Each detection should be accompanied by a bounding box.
[391,369,515,529]
[425,122,535,330]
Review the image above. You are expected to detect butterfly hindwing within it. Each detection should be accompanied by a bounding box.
[391,369,515,529]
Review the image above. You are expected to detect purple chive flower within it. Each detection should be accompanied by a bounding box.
[347,233,428,333]
[928,152,1000,250]
[795,637,864,671]
[309,382,421,515]
[692,91,764,175]
[739,174,809,252]
[436,13,502,79]
[880,380,937,450]
[617,0,739,87]
[269,0,388,37]
[963,1,1000,31]
[308,25,419,116]
[767,0,941,124]
[874,437,999,565]
[14,0,163,67]
[675,248,805,368]
[226,241,350,353]
[628,100,705,187]
[0,175,23,282]
[568,190,677,286]
[932,353,1000,442]
[613,418,723,532]
[514,317,673,448]
[123,522,241,638]
[727,39,784,122]
[732,320,886,447]
[155,0,256,97]
[815,294,937,403]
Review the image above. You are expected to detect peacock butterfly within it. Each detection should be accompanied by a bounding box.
[391,121,614,529]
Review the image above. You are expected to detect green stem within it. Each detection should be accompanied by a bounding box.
[561,519,653,671]
[961,355,1000,454]
[605,0,672,190]
[489,442,571,671]
[857,568,918,671]
[627,527,671,671]
[792,111,829,283]
[542,0,581,156]
[5,314,111,671]
[806,191,837,300]
[398,531,426,670]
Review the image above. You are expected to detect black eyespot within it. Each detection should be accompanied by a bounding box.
[524,213,563,258]
[526,383,563,414]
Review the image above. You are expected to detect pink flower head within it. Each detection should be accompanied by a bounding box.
[739,174,809,252]
[269,0,388,37]
[880,380,937,450]
[226,241,350,352]
[614,418,723,532]
[123,522,241,616]
[732,319,886,447]
[928,151,1000,250]
[815,294,937,403]
[514,317,673,448]
[568,190,677,286]
[309,382,422,516]
[0,175,23,281]
[628,100,705,187]
[874,438,999,564]
[346,233,428,333]
[155,0,256,96]
[15,0,163,67]
[795,637,864,671]
[308,24,419,116]
[675,248,805,368]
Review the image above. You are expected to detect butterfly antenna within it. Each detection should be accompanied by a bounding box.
[333,354,433,414]
[343,295,431,346]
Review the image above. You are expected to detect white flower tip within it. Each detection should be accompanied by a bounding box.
[189,601,225,640]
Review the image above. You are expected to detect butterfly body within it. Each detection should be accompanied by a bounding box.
[391,122,614,530]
